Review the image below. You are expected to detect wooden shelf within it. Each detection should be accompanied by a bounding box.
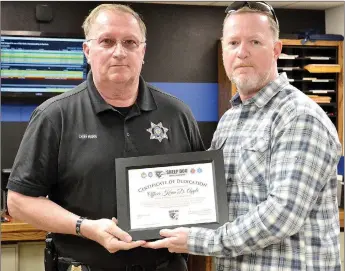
[304,64,341,73]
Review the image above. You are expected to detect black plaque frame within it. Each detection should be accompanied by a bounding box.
[115,150,228,240]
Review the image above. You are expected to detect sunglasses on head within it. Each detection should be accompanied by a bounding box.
[225,1,279,28]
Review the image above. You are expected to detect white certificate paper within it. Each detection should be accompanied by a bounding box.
[128,162,217,230]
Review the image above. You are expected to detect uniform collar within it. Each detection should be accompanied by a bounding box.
[87,71,157,114]
[230,73,290,108]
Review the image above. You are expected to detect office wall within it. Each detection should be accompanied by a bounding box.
[325,5,344,150]
[325,5,344,35]
[1,1,326,168]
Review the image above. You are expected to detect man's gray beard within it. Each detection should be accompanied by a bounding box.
[232,77,258,96]
[231,71,271,97]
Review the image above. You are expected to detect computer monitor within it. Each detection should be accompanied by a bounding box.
[1,31,88,100]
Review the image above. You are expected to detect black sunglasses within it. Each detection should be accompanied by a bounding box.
[225,1,279,28]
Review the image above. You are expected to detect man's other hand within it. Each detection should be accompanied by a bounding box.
[143,227,189,253]
[82,217,146,253]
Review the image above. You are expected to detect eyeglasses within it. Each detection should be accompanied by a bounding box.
[86,37,146,52]
[225,1,279,28]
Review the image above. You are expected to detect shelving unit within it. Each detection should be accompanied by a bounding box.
[278,39,343,146]
[218,39,343,150]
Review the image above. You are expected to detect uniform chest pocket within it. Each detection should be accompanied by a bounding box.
[237,136,270,184]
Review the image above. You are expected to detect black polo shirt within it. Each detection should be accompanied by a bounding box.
[7,72,205,268]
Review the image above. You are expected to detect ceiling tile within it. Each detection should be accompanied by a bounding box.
[210,1,300,8]
[283,1,344,10]
[134,1,344,10]
[268,2,299,8]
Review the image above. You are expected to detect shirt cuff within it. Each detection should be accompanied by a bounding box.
[187,226,216,255]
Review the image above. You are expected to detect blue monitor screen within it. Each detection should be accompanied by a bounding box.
[1,31,88,99]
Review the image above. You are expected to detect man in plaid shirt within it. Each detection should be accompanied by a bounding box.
[144,2,342,270]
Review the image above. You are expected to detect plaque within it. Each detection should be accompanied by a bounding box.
[115,150,228,240]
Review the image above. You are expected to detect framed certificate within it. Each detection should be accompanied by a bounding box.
[115,150,228,240]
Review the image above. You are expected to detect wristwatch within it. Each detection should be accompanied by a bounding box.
[76,217,87,238]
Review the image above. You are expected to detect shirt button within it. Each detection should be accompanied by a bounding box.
[126,133,130,137]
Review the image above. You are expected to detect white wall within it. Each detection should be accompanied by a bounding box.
[325,4,344,35]
[325,4,344,150]
[326,7,345,271]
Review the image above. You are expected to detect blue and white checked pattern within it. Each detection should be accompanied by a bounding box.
[188,73,342,270]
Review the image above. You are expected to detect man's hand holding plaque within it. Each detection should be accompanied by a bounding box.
[142,227,189,253]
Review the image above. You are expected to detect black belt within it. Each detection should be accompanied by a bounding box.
[57,254,172,271]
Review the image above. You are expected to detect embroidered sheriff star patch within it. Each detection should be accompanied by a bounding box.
[146,122,169,142]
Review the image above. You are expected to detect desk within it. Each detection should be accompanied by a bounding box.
[1,220,212,270]
[2,210,344,271]
[1,220,46,242]
[3,209,343,242]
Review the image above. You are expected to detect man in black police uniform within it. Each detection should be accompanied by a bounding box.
[7,4,204,271]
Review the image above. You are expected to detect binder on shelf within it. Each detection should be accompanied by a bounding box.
[310,90,335,94]
[307,95,331,103]
[279,53,298,59]
[311,79,333,82]
[304,64,341,73]
[305,56,331,60]
[278,67,301,71]
[303,77,318,80]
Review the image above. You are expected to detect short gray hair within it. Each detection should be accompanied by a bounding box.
[82,4,147,41]
[223,7,279,41]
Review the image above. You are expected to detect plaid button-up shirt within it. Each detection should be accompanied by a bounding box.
[188,73,342,270]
